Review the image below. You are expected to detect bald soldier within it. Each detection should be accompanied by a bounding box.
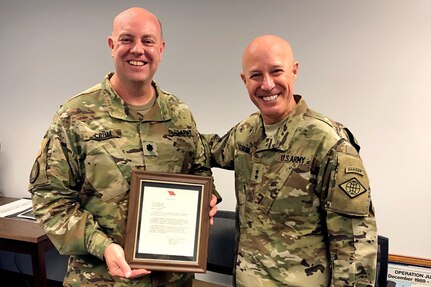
[29,7,218,287]
[206,35,377,286]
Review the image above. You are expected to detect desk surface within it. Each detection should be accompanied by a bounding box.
[0,197,48,243]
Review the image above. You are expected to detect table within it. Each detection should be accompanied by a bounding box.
[0,197,54,287]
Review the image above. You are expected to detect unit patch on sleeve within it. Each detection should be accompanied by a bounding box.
[345,166,365,176]
[339,177,367,198]
[29,160,40,184]
[324,149,371,216]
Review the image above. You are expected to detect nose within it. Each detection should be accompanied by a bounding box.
[130,41,145,54]
[261,75,275,91]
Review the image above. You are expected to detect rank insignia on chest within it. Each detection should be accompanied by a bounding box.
[251,163,264,183]
[143,142,158,156]
[339,177,367,198]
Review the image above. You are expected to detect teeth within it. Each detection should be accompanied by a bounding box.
[129,60,145,66]
[262,94,279,102]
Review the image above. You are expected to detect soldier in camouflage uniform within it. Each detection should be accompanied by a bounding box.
[28,7,218,287]
[206,35,377,286]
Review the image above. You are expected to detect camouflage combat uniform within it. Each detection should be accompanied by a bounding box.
[208,95,377,287]
[28,73,216,287]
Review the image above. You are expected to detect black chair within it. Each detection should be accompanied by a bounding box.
[376,235,389,287]
[207,210,236,275]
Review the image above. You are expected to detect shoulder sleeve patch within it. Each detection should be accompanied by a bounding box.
[324,151,371,216]
[339,177,367,198]
[29,137,50,186]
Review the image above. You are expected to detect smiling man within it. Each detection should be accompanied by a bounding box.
[241,36,298,125]
[206,35,378,286]
[29,7,218,287]
[108,8,164,105]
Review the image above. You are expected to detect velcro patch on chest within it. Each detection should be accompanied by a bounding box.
[87,129,122,141]
[279,154,306,164]
[168,128,192,137]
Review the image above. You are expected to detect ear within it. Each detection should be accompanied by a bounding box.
[292,61,299,79]
[159,41,166,61]
[108,37,114,56]
[240,73,246,84]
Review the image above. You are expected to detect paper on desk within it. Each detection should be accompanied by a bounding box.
[0,198,33,218]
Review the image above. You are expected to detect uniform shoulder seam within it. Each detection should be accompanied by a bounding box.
[65,83,103,103]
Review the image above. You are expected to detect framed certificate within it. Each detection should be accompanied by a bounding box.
[125,170,213,273]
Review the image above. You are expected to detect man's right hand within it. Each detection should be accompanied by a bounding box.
[104,243,151,279]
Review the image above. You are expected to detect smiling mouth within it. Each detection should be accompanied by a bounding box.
[128,60,147,66]
[262,94,280,102]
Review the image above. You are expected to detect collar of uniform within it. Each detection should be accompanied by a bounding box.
[140,82,172,122]
[256,94,308,152]
[101,73,171,122]
[101,73,127,120]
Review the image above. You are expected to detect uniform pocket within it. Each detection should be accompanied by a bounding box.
[267,166,313,224]
[144,134,196,173]
[236,184,246,226]
[325,152,370,216]
[84,140,130,202]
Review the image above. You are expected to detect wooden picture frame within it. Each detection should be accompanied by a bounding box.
[125,170,212,273]
[389,254,431,268]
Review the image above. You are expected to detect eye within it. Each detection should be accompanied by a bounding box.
[143,38,156,46]
[119,37,132,44]
[271,69,284,76]
[249,73,262,80]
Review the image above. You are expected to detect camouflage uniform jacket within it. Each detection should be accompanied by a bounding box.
[28,73,214,287]
[209,95,377,287]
